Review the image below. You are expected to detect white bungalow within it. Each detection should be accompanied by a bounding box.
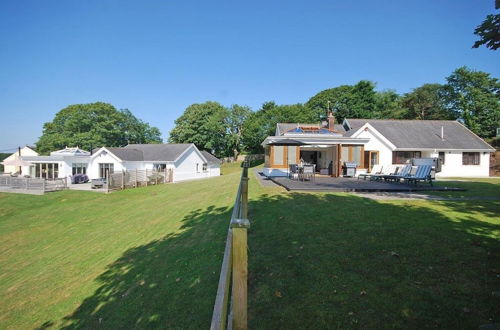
[16,144,221,183]
[87,143,220,182]
[262,112,495,178]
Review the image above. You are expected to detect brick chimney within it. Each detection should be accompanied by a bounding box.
[327,111,335,131]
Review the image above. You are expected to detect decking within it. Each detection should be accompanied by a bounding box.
[270,175,464,192]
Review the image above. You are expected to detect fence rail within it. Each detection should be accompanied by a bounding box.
[211,162,250,330]
[0,176,67,192]
[107,168,173,191]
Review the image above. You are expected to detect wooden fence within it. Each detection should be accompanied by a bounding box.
[211,162,250,330]
[107,168,173,191]
[0,176,67,192]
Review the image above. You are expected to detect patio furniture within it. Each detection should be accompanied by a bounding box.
[91,178,107,189]
[403,165,433,186]
[358,165,383,180]
[289,164,299,180]
[382,164,412,182]
[300,164,315,182]
[370,165,399,181]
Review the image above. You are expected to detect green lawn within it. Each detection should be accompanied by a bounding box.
[0,166,499,329]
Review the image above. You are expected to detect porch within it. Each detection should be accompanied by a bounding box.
[270,176,464,192]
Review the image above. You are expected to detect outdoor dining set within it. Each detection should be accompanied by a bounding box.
[288,164,316,182]
[358,164,433,186]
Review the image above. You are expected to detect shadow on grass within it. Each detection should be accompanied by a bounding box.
[41,192,498,329]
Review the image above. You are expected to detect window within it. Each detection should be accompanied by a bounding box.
[34,163,59,179]
[203,163,208,172]
[99,163,114,178]
[153,163,167,171]
[392,151,421,164]
[72,163,87,175]
[438,152,445,166]
[196,163,199,172]
[462,152,480,165]
[287,146,297,165]
[341,145,365,168]
[273,146,284,165]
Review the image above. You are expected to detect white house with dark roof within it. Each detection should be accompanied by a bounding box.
[88,143,220,182]
[261,112,495,178]
[15,144,221,182]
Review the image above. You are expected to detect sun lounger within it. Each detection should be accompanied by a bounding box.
[403,165,433,186]
[358,165,383,180]
[381,164,412,182]
[370,165,398,181]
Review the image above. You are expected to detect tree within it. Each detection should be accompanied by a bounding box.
[36,102,162,154]
[400,84,454,120]
[241,102,315,153]
[374,90,405,119]
[441,66,500,138]
[306,81,382,122]
[473,11,500,50]
[226,104,252,159]
[168,101,229,157]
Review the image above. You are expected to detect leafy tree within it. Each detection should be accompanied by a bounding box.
[305,85,353,120]
[373,90,405,119]
[36,102,162,154]
[226,104,252,159]
[400,84,453,120]
[306,81,383,122]
[241,102,315,153]
[473,10,500,50]
[441,66,500,138]
[168,101,229,157]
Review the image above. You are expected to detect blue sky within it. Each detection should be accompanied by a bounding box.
[0,0,498,151]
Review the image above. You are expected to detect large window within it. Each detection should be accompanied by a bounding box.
[287,146,297,165]
[273,146,284,165]
[392,151,421,164]
[341,145,364,168]
[72,163,87,175]
[462,152,480,165]
[99,163,114,178]
[203,163,208,172]
[34,163,59,179]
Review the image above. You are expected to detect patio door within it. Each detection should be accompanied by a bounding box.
[364,151,379,172]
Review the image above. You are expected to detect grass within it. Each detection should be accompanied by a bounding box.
[0,164,499,329]
[428,177,500,198]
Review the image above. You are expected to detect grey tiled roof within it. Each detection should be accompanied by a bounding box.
[122,144,192,161]
[344,119,494,150]
[101,144,193,161]
[200,150,221,164]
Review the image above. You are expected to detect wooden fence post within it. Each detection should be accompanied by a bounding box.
[25,178,29,190]
[106,171,110,193]
[231,219,250,330]
[135,169,138,187]
[121,171,125,190]
[42,179,46,193]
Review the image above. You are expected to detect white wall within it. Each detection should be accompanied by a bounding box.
[435,151,491,177]
[4,147,38,174]
[88,151,124,179]
[173,146,220,182]
[355,128,394,166]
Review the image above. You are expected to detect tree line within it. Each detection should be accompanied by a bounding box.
[169,66,499,157]
[35,66,499,157]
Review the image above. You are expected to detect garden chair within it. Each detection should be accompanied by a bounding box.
[300,164,315,182]
[358,165,383,180]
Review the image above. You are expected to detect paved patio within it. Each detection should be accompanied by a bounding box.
[270,176,465,192]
